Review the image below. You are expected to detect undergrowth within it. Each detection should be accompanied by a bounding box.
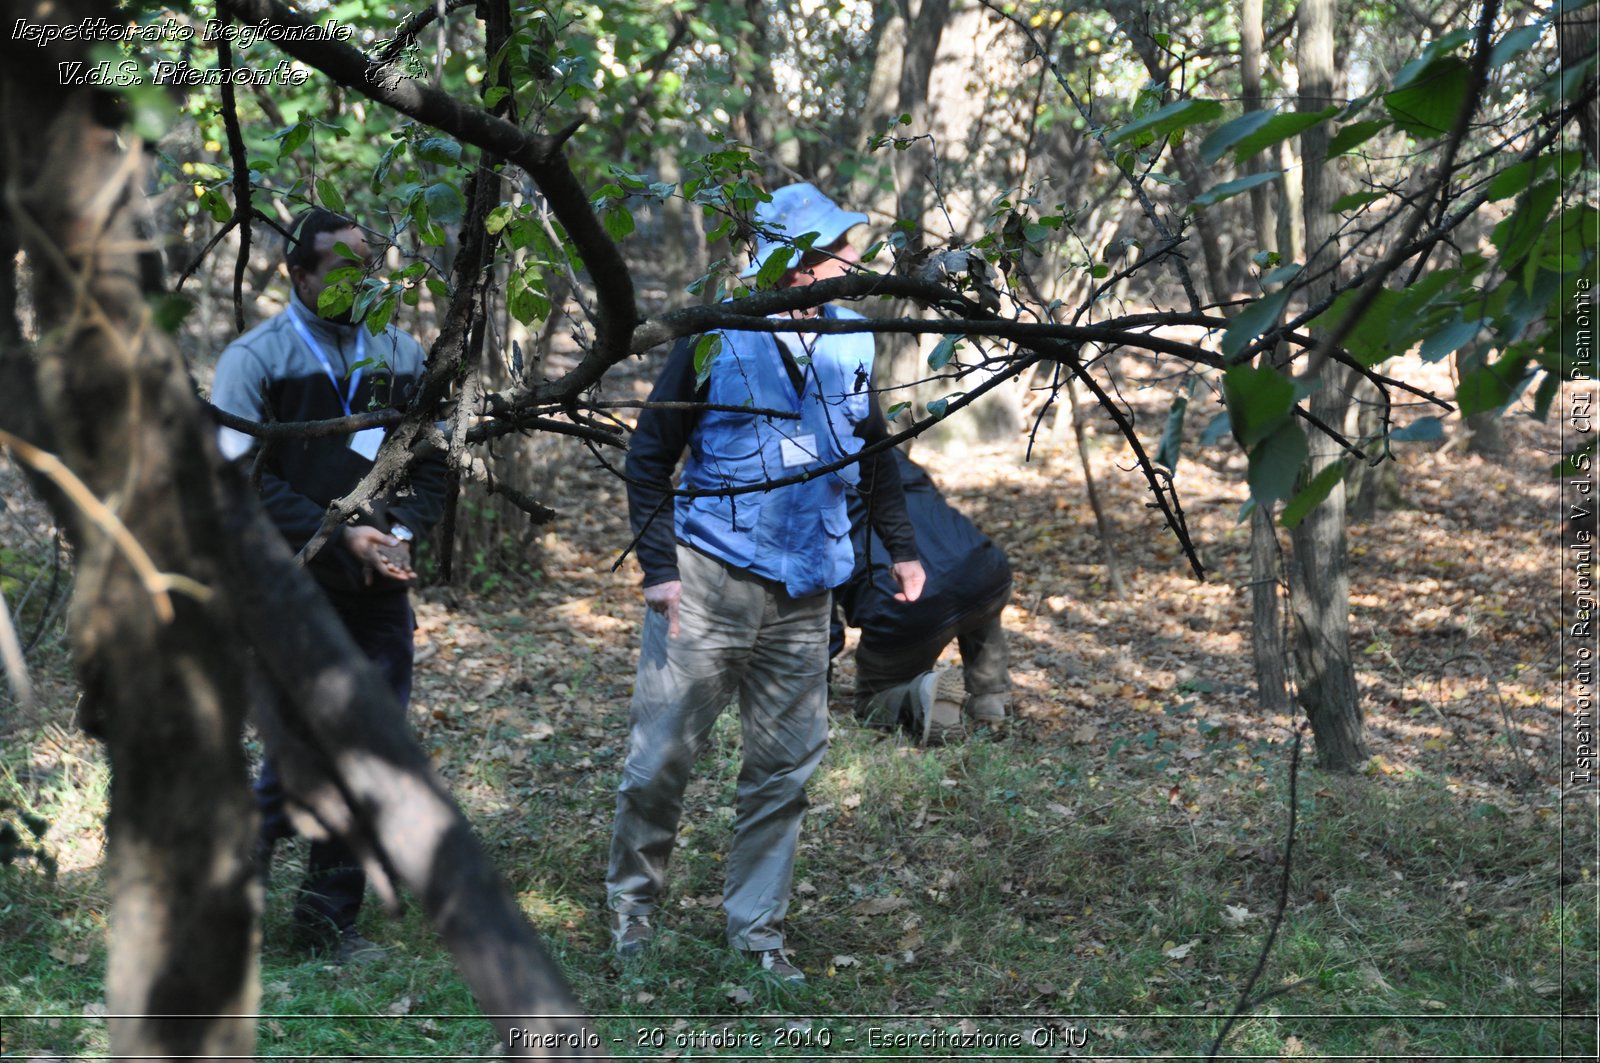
[1,708,1593,1060]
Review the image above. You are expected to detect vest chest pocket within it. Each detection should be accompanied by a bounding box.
[821,502,853,540]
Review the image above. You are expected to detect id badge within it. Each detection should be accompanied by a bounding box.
[349,427,385,461]
[779,433,818,468]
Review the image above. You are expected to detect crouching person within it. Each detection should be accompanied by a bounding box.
[832,449,1013,744]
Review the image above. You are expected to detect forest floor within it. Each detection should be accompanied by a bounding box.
[0,353,1595,1060]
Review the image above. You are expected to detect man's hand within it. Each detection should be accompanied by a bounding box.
[342,525,416,585]
[890,559,926,603]
[643,580,683,638]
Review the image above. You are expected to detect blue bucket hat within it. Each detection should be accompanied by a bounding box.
[741,182,869,279]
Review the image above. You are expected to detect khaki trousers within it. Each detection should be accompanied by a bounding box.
[607,545,830,950]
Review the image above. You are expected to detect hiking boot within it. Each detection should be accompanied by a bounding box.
[746,948,806,982]
[914,669,966,746]
[335,928,386,965]
[611,912,653,957]
[967,692,1009,723]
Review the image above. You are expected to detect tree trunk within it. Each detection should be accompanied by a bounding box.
[1,4,602,1055]
[3,21,259,1054]
[1237,0,1289,713]
[1289,0,1368,771]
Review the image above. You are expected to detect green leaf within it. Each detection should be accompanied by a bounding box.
[927,334,960,370]
[416,136,462,166]
[424,182,465,225]
[277,122,311,161]
[1384,57,1471,138]
[1231,106,1340,162]
[1559,51,1599,101]
[1331,191,1385,212]
[1248,420,1310,508]
[1485,160,1540,201]
[1278,458,1344,527]
[1420,315,1482,361]
[1259,263,1302,287]
[364,294,395,336]
[316,177,344,215]
[603,204,636,241]
[1311,287,1410,366]
[1390,416,1446,442]
[148,293,194,334]
[1107,98,1224,147]
[1390,28,1476,90]
[1224,363,1295,447]
[1491,179,1559,266]
[1221,287,1292,359]
[1192,171,1282,209]
[886,401,911,422]
[755,246,795,289]
[1154,391,1189,471]
[1200,410,1232,446]
[1457,353,1530,416]
[1490,23,1545,68]
[1198,107,1279,165]
[693,333,723,388]
[1327,119,1389,156]
[486,204,515,235]
[317,282,354,320]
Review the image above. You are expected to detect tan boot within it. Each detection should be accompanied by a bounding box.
[913,669,967,746]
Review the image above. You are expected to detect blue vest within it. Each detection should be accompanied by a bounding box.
[676,306,875,598]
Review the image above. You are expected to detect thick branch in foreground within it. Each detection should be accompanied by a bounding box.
[3,4,602,1055]
[222,485,595,1054]
[3,13,258,1052]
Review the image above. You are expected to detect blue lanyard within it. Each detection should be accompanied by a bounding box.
[289,304,365,416]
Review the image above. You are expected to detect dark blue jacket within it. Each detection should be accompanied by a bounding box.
[833,451,1011,655]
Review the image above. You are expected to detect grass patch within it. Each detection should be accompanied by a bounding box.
[2,702,1592,1059]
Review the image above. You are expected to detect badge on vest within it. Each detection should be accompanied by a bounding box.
[779,433,818,468]
[349,427,385,461]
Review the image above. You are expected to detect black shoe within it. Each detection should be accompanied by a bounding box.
[334,928,386,965]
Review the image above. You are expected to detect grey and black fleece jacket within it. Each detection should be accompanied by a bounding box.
[211,292,447,596]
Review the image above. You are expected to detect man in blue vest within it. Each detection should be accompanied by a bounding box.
[607,184,926,981]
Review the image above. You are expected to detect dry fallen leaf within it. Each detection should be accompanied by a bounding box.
[851,895,911,916]
[725,986,753,1006]
[1164,939,1198,960]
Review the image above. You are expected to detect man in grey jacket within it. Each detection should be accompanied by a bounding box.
[212,208,446,963]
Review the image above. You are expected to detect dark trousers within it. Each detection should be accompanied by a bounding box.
[853,597,1010,729]
[255,589,414,941]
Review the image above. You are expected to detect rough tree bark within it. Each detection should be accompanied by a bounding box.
[1241,0,1291,714]
[1288,0,1369,770]
[1,3,602,1057]
[2,18,259,1055]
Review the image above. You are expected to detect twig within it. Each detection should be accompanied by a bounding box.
[216,18,253,334]
[0,588,34,710]
[1206,726,1306,1059]
[0,430,212,624]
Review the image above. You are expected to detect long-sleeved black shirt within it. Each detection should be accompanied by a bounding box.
[625,326,918,588]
